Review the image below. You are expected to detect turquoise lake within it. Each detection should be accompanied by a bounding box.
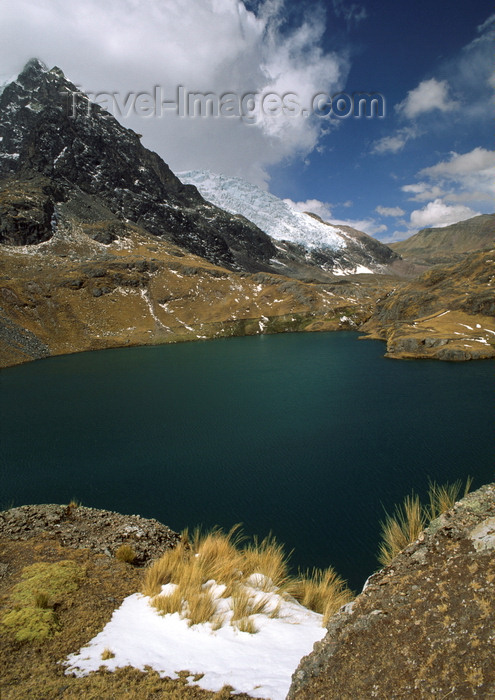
[1,331,493,591]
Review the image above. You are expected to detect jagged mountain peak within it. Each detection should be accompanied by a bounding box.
[0,63,277,270]
[19,57,49,77]
[0,60,403,279]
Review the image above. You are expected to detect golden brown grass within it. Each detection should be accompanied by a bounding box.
[115,544,137,564]
[378,478,472,566]
[378,494,425,567]
[186,588,217,627]
[230,586,270,620]
[427,477,472,521]
[242,534,291,591]
[142,542,192,597]
[233,617,258,634]
[153,586,184,616]
[192,525,245,585]
[286,567,354,625]
[101,648,115,660]
[143,525,352,630]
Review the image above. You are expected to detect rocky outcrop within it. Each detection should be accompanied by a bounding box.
[0,504,180,566]
[288,483,495,699]
[361,249,495,360]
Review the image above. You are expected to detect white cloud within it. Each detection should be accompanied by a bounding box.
[443,14,494,122]
[332,1,368,26]
[409,199,479,229]
[331,218,387,236]
[284,198,386,236]
[402,148,495,209]
[401,182,445,202]
[283,198,333,220]
[371,127,417,155]
[371,135,407,155]
[419,147,495,179]
[0,0,348,186]
[375,206,405,217]
[396,78,457,119]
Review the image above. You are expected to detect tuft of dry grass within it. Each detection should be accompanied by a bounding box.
[153,587,184,616]
[241,534,290,591]
[143,525,353,630]
[186,588,217,627]
[101,648,115,660]
[378,494,425,567]
[192,525,245,586]
[233,617,258,634]
[230,586,270,621]
[378,478,472,567]
[142,542,192,597]
[115,545,137,565]
[286,567,353,625]
[428,477,472,521]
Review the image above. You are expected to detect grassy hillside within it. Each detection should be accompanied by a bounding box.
[390,214,495,265]
[361,248,495,360]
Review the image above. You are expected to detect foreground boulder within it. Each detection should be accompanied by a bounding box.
[288,483,495,699]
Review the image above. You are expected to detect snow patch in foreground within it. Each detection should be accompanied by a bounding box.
[65,584,326,700]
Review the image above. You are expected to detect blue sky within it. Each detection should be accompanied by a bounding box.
[1,0,493,241]
[267,0,495,240]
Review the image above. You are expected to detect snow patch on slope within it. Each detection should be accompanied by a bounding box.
[65,581,326,700]
[178,170,347,252]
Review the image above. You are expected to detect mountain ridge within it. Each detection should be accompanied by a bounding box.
[0,59,278,272]
[390,214,495,265]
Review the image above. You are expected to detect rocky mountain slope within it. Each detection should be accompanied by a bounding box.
[288,482,495,699]
[0,170,389,368]
[361,248,495,360]
[0,59,400,369]
[178,169,406,276]
[390,214,495,266]
[0,59,278,273]
[0,60,492,367]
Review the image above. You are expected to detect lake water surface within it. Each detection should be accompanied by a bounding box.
[1,332,493,591]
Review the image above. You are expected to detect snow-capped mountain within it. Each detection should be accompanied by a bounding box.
[179,170,347,251]
[178,170,401,276]
[0,59,400,281]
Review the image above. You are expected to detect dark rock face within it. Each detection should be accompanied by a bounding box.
[288,483,495,699]
[0,175,61,245]
[0,59,276,270]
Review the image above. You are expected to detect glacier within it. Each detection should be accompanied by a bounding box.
[178,170,350,252]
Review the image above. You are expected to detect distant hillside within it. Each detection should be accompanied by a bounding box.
[390,214,495,265]
[361,248,495,361]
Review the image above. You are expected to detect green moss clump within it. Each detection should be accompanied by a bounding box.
[2,606,56,642]
[11,560,84,606]
[1,560,85,642]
